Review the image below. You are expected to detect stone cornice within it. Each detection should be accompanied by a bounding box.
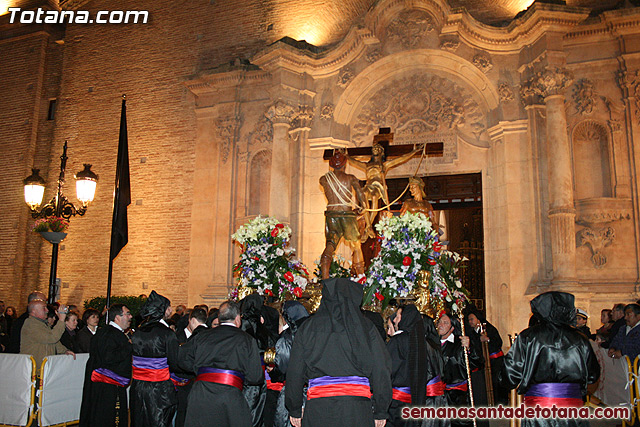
[441,3,590,53]
[564,9,640,43]
[251,26,378,78]
[184,69,271,96]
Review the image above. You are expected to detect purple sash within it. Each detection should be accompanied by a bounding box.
[524,383,583,407]
[91,368,131,387]
[307,376,372,399]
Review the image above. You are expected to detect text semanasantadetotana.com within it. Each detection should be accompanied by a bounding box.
[401,405,630,420]
[8,8,149,24]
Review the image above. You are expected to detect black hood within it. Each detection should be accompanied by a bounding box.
[398,304,422,332]
[530,291,576,326]
[282,300,309,333]
[317,278,374,373]
[139,290,170,323]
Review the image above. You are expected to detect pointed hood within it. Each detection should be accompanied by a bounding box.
[530,291,576,326]
[139,290,170,323]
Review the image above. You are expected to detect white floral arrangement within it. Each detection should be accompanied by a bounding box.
[363,212,470,313]
[232,216,309,300]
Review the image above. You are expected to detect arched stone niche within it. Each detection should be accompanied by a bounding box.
[571,120,612,200]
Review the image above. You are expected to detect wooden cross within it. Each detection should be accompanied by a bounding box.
[322,127,444,160]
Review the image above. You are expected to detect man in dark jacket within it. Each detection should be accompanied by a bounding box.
[130,290,180,427]
[178,300,263,427]
[501,291,600,427]
[285,278,392,427]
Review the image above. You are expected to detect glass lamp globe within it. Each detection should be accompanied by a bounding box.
[75,164,99,206]
[23,168,46,210]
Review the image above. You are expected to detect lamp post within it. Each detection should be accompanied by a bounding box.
[23,140,98,304]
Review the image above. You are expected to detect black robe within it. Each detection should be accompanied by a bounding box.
[500,292,601,427]
[79,324,132,427]
[75,326,95,353]
[178,324,264,427]
[285,278,392,427]
[130,320,179,427]
[175,324,207,427]
[441,335,482,427]
[467,320,509,406]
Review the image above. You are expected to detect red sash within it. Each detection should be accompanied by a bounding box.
[196,367,244,390]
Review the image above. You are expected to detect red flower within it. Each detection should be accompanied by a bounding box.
[402,256,412,266]
[357,276,367,285]
[253,257,259,261]
[442,289,448,297]
[293,287,303,298]
[264,289,273,297]
[284,271,294,282]
[276,223,284,229]
[428,259,437,266]
[270,228,279,237]
[433,243,442,252]
[375,291,384,301]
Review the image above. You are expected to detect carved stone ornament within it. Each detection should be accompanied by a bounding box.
[472,54,493,74]
[573,79,597,115]
[352,74,486,146]
[577,226,615,268]
[617,69,640,123]
[337,67,355,88]
[366,48,382,63]
[265,100,296,124]
[519,80,541,106]
[214,117,237,164]
[248,116,273,147]
[320,104,335,120]
[291,105,315,129]
[532,67,574,99]
[387,9,435,48]
[439,39,459,52]
[575,198,632,226]
[498,83,514,102]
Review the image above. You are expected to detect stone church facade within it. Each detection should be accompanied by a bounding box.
[2,0,640,336]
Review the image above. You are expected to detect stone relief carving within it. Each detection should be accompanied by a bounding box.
[532,67,574,99]
[337,67,355,88]
[472,54,493,73]
[365,48,382,63]
[248,116,273,147]
[577,226,615,268]
[573,79,597,115]
[291,105,315,129]
[387,9,435,48]
[617,69,640,123]
[214,117,237,164]
[519,80,541,106]
[439,39,460,51]
[265,99,296,124]
[498,83,514,102]
[320,104,335,120]
[351,74,486,147]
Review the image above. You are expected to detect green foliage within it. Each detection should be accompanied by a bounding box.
[84,295,147,317]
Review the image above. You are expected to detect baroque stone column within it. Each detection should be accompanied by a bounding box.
[533,67,576,284]
[265,100,296,222]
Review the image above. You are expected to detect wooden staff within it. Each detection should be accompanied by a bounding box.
[480,322,495,406]
[459,313,477,427]
[508,333,520,427]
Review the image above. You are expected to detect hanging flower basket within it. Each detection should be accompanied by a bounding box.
[38,231,67,244]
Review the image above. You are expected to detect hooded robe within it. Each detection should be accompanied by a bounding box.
[285,278,392,427]
[130,290,179,427]
[500,291,600,427]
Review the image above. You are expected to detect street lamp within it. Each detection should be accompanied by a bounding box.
[24,140,98,304]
